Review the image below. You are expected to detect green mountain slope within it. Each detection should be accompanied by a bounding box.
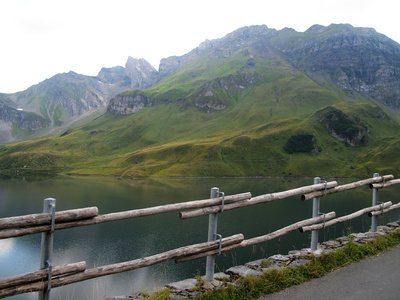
[0,24,399,178]
[0,58,160,143]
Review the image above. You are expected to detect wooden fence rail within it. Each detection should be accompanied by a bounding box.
[0,193,252,239]
[0,262,86,290]
[301,175,393,201]
[176,211,337,263]
[0,235,244,299]
[369,202,400,217]
[299,201,393,232]
[371,178,400,189]
[0,174,399,299]
[0,207,99,230]
[179,181,338,219]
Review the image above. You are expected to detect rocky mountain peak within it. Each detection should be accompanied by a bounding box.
[96,66,126,84]
[225,24,270,39]
[198,39,213,51]
[158,25,273,78]
[124,57,159,90]
[125,57,157,74]
[304,23,385,44]
[305,24,330,34]
[277,27,297,35]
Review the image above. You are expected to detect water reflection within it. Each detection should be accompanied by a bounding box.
[0,238,14,256]
[0,175,399,299]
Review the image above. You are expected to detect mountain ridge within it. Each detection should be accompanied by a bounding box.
[0,56,166,142]
[106,24,400,118]
[0,23,399,178]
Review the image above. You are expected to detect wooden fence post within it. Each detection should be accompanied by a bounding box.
[38,198,56,300]
[311,177,320,251]
[205,187,219,282]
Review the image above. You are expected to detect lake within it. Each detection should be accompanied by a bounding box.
[0,175,399,299]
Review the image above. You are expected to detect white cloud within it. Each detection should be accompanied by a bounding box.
[0,0,399,93]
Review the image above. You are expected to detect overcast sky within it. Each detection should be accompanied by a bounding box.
[0,0,399,94]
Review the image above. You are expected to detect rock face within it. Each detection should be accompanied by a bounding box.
[273,24,400,109]
[124,57,159,90]
[0,99,49,142]
[193,73,261,113]
[312,106,370,147]
[107,93,153,115]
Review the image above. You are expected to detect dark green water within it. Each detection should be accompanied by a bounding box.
[0,175,399,299]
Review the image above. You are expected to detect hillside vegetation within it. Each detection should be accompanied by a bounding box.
[0,24,399,178]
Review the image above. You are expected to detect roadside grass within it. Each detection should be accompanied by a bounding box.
[146,230,400,299]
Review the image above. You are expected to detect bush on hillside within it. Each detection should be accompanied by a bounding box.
[284,134,315,154]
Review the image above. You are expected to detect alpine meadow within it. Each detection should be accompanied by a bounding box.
[0,24,399,178]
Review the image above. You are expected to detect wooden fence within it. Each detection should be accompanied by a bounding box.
[0,174,399,299]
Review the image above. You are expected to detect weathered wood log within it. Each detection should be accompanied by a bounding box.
[370,178,400,189]
[0,193,251,239]
[369,202,400,216]
[179,181,338,219]
[176,212,337,263]
[301,175,394,201]
[0,261,86,289]
[300,201,392,232]
[0,234,244,298]
[0,207,99,230]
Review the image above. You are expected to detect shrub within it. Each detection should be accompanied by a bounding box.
[284,134,315,154]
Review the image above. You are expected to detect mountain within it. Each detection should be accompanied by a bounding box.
[107,24,400,116]
[273,24,400,109]
[0,57,161,143]
[0,24,399,178]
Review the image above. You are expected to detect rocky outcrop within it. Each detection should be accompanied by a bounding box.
[96,58,159,90]
[312,106,369,147]
[193,72,262,112]
[107,93,154,115]
[0,100,49,139]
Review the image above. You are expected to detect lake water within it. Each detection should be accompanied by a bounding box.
[0,175,399,299]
